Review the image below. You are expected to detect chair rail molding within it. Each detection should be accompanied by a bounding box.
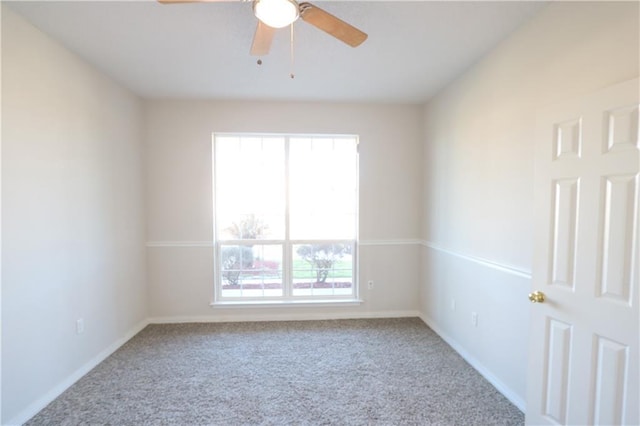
[146,239,423,248]
[420,240,532,280]
[146,239,532,280]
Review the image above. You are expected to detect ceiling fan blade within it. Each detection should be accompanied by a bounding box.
[157,0,238,4]
[299,2,367,48]
[250,21,276,56]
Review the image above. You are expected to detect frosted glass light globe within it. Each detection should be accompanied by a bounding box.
[253,0,300,29]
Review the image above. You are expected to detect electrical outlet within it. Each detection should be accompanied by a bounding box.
[451,299,456,311]
[471,312,478,327]
[76,318,85,334]
[367,280,374,290]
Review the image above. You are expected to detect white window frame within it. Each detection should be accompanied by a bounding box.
[212,133,359,304]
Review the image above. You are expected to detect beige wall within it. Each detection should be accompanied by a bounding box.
[145,100,423,321]
[420,0,639,410]
[1,8,147,424]
[4,0,638,422]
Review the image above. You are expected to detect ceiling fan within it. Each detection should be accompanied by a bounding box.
[157,0,368,56]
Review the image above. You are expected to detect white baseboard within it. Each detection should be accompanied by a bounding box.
[148,310,421,324]
[7,318,149,426]
[418,314,526,413]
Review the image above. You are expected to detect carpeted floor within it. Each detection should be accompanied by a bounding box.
[27,318,524,425]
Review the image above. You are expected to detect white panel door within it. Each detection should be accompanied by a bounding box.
[527,78,639,425]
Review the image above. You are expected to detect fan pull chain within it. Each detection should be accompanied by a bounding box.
[290,23,295,79]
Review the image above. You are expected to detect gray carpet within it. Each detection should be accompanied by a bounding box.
[27,318,524,425]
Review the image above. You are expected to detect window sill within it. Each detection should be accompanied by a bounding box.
[211,299,364,308]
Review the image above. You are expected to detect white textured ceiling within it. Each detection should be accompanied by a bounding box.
[6,0,546,103]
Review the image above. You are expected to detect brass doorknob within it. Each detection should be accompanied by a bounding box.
[528,291,545,303]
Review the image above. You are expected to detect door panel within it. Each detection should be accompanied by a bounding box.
[591,335,629,425]
[543,318,572,424]
[598,174,637,304]
[605,104,639,153]
[550,178,579,289]
[527,78,639,425]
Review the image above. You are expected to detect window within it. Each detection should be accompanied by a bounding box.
[213,134,359,302]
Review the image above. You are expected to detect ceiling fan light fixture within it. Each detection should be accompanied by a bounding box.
[253,0,299,29]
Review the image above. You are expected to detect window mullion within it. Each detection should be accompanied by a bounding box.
[284,136,292,299]
[212,137,220,302]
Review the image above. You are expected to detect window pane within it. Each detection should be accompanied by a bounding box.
[220,244,283,298]
[289,137,357,239]
[292,243,353,297]
[214,133,358,301]
[215,136,285,240]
